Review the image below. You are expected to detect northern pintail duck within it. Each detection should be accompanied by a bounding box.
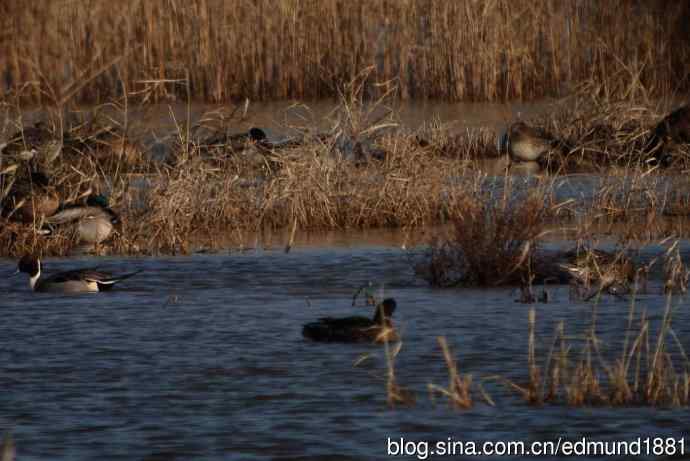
[302,298,398,343]
[502,121,560,162]
[45,195,119,244]
[14,255,141,293]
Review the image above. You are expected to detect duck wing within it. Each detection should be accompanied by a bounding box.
[46,206,110,224]
[46,268,142,286]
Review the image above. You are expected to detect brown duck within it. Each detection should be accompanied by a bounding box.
[648,104,690,165]
[503,121,561,162]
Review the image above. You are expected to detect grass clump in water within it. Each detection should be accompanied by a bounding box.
[512,288,690,407]
[418,184,551,287]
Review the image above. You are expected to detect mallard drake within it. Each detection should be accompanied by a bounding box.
[503,121,560,162]
[302,298,398,343]
[14,255,141,293]
[45,195,119,244]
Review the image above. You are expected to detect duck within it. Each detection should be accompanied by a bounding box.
[14,255,141,293]
[44,194,119,244]
[653,104,690,145]
[647,104,690,165]
[202,127,269,153]
[558,247,635,299]
[3,171,60,223]
[3,121,53,157]
[501,121,561,162]
[3,121,63,171]
[302,298,398,343]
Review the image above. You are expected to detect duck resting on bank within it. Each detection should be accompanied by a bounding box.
[647,104,690,165]
[302,298,398,343]
[14,255,141,293]
[500,121,564,163]
[43,194,119,245]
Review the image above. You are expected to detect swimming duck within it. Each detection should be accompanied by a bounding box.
[502,121,560,162]
[14,255,141,293]
[44,195,119,244]
[302,298,398,343]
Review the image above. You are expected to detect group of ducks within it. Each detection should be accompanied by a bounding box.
[1,121,123,246]
[12,254,398,344]
[3,180,120,247]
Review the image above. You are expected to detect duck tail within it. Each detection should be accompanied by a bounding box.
[97,269,144,289]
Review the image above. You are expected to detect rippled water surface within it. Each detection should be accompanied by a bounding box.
[1,239,689,460]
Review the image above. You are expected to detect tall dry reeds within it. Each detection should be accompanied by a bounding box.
[513,299,690,407]
[1,0,688,104]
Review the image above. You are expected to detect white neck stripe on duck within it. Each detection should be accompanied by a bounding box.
[29,260,41,291]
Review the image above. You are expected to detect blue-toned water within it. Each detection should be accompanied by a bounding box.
[0,238,689,460]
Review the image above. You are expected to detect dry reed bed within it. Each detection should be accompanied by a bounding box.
[1,1,689,103]
[2,82,690,257]
[3,128,690,257]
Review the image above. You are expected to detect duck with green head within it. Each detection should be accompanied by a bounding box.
[44,194,119,244]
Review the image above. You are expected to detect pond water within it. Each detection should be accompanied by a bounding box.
[1,236,689,460]
[11,99,555,145]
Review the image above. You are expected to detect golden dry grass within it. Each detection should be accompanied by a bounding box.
[1,1,688,104]
[2,78,690,257]
[511,293,690,407]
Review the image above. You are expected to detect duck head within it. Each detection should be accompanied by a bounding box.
[15,255,41,289]
[248,128,267,143]
[17,255,40,276]
[86,194,120,224]
[372,298,397,325]
[86,194,109,208]
[509,121,529,137]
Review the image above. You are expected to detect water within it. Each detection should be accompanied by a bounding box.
[1,239,689,460]
[9,99,554,144]
[3,99,690,459]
